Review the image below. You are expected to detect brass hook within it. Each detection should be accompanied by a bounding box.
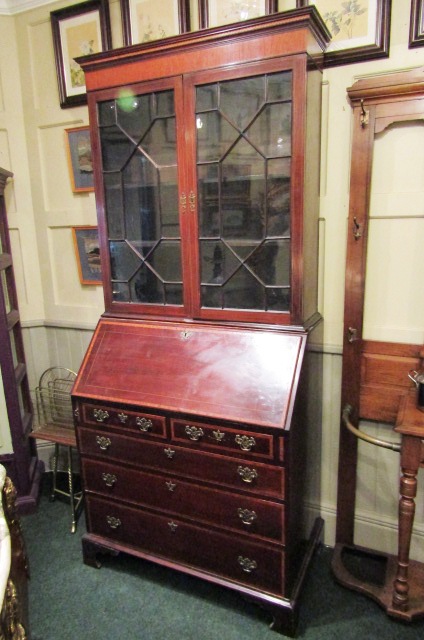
[360,99,369,127]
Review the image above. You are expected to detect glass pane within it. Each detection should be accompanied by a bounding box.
[267,158,291,236]
[110,241,140,280]
[117,92,153,141]
[220,77,265,130]
[140,118,176,166]
[196,70,293,313]
[157,90,174,116]
[198,164,219,236]
[112,282,130,302]
[197,112,238,163]
[104,173,124,238]
[222,139,265,240]
[200,240,240,284]
[268,71,292,102]
[98,100,116,126]
[101,125,136,171]
[246,103,292,158]
[196,84,218,111]
[124,154,159,244]
[130,265,164,303]
[147,240,182,282]
[223,268,264,309]
[160,167,179,237]
[246,240,290,286]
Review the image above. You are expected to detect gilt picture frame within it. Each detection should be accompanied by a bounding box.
[409,0,424,47]
[51,0,112,108]
[306,0,391,66]
[72,226,102,285]
[198,0,278,28]
[120,0,191,46]
[65,126,94,193]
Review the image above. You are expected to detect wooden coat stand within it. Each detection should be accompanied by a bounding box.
[332,66,424,621]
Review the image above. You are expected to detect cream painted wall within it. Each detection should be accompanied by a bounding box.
[0,0,423,561]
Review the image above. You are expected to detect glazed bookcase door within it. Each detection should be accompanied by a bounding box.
[186,57,306,325]
[91,76,191,318]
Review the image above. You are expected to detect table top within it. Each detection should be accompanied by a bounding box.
[395,390,424,438]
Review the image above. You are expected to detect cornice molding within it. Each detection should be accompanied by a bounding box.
[0,0,55,16]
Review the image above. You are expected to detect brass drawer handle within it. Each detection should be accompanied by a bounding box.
[106,516,121,529]
[93,409,109,423]
[210,429,225,443]
[102,473,117,487]
[235,435,256,451]
[118,412,128,423]
[168,521,178,532]
[237,466,258,484]
[237,508,257,526]
[185,425,204,441]
[164,447,176,459]
[136,417,153,432]
[238,556,257,573]
[96,436,111,451]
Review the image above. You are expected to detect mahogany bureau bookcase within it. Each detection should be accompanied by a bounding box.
[71,8,330,635]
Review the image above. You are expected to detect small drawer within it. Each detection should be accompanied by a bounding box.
[77,427,284,499]
[86,495,285,597]
[80,402,166,438]
[82,458,285,543]
[171,418,274,460]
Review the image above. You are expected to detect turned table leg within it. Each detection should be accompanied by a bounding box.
[392,435,421,610]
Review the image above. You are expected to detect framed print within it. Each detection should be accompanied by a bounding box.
[409,0,424,47]
[307,0,391,66]
[199,1,278,28]
[72,226,102,285]
[121,0,191,46]
[65,126,94,193]
[51,1,112,108]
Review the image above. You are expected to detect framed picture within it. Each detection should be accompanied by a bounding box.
[51,0,112,108]
[72,226,102,285]
[121,0,191,45]
[409,0,424,47]
[306,0,391,66]
[65,126,94,193]
[199,1,278,28]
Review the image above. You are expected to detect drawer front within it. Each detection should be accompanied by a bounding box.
[80,402,166,438]
[82,458,285,543]
[171,418,274,460]
[78,427,284,498]
[86,495,285,596]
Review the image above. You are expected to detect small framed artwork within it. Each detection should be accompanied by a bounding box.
[51,0,112,108]
[409,0,424,47]
[306,0,391,66]
[65,126,94,193]
[199,1,278,28]
[72,226,102,285]
[121,0,191,46]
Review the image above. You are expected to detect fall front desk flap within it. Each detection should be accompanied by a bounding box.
[72,319,307,430]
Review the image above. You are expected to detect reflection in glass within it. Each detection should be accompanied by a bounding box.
[196,70,292,312]
[100,88,183,306]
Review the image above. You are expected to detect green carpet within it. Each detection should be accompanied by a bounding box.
[21,474,424,640]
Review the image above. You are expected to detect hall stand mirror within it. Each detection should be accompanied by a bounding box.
[71,8,330,636]
[333,67,424,621]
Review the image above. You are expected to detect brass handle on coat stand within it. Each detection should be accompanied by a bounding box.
[342,404,401,452]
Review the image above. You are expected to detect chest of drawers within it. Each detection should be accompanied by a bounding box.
[72,318,322,636]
